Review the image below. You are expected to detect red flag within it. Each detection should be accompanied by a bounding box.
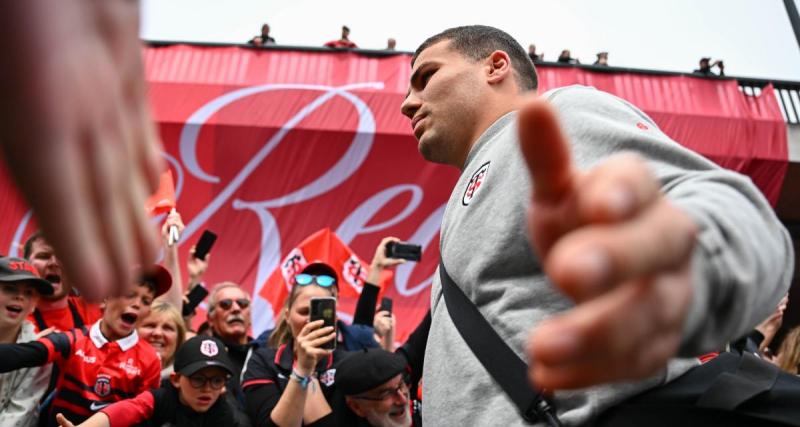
[259,228,378,321]
[145,171,176,215]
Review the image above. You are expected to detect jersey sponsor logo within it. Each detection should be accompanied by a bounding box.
[75,349,97,364]
[89,401,111,411]
[200,339,219,357]
[118,358,141,376]
[462,162,490,206]
[319,368,336,386]
[94,375,112,398]
[341,255,367,291]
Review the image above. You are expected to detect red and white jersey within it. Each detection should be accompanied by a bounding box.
[24,321,161,425]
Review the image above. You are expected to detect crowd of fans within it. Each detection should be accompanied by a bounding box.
[0,211,432,426]
[0,205,793,426]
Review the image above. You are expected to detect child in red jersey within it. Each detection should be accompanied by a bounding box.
[0,265,172,426]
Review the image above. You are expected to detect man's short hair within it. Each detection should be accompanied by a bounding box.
[22,231,45,260]
[412,25,537,92]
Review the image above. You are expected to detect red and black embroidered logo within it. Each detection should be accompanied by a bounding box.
[462,162,490,206]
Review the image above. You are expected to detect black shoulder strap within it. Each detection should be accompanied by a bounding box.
[67,299,85,328]
[32,300,85,331]
[32,308,47,331]
[439,261,562,426]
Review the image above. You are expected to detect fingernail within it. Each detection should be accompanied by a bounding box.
[606,185,634,218]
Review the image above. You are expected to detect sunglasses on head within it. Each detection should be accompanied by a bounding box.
[217,298,250,310]
[294,274,336,288]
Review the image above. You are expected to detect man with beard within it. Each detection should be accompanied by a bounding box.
[206,282,254,415]
[24,231,101,332]
[336,343,428,426]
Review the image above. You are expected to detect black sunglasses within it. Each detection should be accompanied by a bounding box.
[217,298,250,310]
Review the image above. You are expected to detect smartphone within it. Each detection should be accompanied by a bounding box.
[379,297,393,314]
[309,297,337,350]
[385,242,422,261]
[193,230,217,261]
[182,284,209,317]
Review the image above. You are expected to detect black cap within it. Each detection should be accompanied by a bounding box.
[174,336,234,376]
[0,257,54,296]
[299,262,339,284]
[335,348,406,395]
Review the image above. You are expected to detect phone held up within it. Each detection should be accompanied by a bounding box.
[310,297,337,350]
[193,230,217,261]
[182,284,209,317]
[385,241,422,261]
[379,297,393,314]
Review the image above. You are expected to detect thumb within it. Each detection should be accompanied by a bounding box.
[517,96,575,204]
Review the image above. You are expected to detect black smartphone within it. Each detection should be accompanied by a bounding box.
[385,242,422,261]
[193,230,217,261]
[182,284,209,317]
[309,297,337,350]
[379,297,393,314]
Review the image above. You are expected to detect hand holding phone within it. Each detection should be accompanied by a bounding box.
[309,297,337,350]
[385,241,422,261]
[182,284,209,317]
[379,297,393,314]
[193,230,217,261]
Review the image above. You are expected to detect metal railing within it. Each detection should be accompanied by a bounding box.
[145,40,800,124]
[738,77,800,125]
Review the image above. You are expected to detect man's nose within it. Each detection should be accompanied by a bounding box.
[400,92,420,119]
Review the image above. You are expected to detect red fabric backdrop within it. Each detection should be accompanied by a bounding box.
[0,46,787,343]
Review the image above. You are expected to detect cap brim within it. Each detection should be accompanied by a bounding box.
[0,276,54,296]
[140,265,172,298]
[177,359,234,377]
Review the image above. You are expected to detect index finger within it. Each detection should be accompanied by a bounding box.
[517,97,575,204]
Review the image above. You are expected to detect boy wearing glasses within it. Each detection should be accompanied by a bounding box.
[56,335,247,426]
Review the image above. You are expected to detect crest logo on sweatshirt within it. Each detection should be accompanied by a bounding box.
[462,162,490,206]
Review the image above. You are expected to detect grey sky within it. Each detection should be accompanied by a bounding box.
[141,0,800,81]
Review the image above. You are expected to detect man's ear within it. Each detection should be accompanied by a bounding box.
[486,50,512,85]
[346,396,367,417]
[169,372,181,389]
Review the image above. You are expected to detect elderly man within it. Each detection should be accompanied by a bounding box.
[0,256,54,426]
[400,25,792,426]
[206,282,254,416]
[336,348,420,427]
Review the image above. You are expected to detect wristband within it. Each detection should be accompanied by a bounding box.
[290,369,312,390]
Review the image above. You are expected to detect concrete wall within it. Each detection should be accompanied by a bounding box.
[790,124,800,161]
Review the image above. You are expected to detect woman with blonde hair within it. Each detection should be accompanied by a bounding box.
[777,325,800,375]
[138,301,187,380]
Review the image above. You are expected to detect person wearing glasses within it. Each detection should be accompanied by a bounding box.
[241,262,344,427]
[336,348,421,427]
[55,335,247,427]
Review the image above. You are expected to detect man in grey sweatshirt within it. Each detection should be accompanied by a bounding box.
[399,25,793,426]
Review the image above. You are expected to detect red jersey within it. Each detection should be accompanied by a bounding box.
[28,295,102,332]
[0,320,161,426]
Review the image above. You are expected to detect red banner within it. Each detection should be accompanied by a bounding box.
[0,46,788,343]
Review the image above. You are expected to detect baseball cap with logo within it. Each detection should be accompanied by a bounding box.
[0,257,54,296]
[174,335,234,377]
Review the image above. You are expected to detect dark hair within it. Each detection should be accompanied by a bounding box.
[412,25,537,92]
[23,230,45,260]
